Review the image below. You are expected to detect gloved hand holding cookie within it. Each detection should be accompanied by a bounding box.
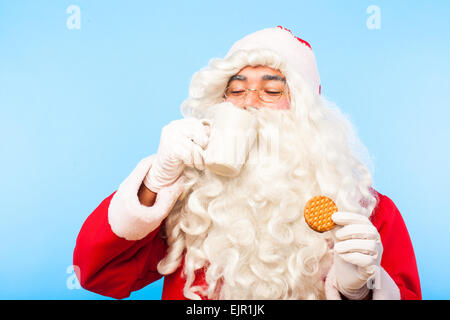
[304,196,383,299]
[331,211,383,299]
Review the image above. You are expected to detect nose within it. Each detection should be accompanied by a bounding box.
[242,89,263,109]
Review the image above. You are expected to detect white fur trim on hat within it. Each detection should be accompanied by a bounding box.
[108,155,184,241]
[226,26,321,95]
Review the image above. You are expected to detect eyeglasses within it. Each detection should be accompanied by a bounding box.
[224,86,287,103]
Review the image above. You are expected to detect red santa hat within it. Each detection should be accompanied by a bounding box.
[225,26,322,95]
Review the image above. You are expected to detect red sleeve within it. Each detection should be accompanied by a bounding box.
[370,192,422,300]
[73,192,168,299]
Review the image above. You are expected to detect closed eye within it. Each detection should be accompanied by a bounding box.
[228,89,246,96]
[265,90,282,95]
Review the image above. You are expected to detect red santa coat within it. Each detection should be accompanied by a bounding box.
[73,157,421,300]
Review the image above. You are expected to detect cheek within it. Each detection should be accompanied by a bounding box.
[272,98,290,110]
[225,97,246,109]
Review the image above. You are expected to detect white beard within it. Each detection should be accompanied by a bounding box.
[158,104,375,300]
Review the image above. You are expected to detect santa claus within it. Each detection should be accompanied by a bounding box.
[73,26,421,300]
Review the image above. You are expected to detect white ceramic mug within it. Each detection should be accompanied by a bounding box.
[203,103,258,177]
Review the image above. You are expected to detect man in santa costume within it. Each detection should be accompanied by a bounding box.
[73,26,421,300]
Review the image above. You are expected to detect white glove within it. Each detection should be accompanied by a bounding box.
[331,211,383,299]
[143,118,210,193]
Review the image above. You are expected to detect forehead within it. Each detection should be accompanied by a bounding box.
[233,65,285,79]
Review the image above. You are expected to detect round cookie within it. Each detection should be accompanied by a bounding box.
[304,196,338,232]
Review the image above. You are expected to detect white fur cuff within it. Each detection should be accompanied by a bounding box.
[325,264,401,300]
[108,155,184,241]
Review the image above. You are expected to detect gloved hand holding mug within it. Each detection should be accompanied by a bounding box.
[143,118,210,193]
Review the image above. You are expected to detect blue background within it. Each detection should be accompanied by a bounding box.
[0,0,449,299]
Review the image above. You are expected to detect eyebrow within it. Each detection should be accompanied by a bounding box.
[228,74,286,83]
[262,75,286,82]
